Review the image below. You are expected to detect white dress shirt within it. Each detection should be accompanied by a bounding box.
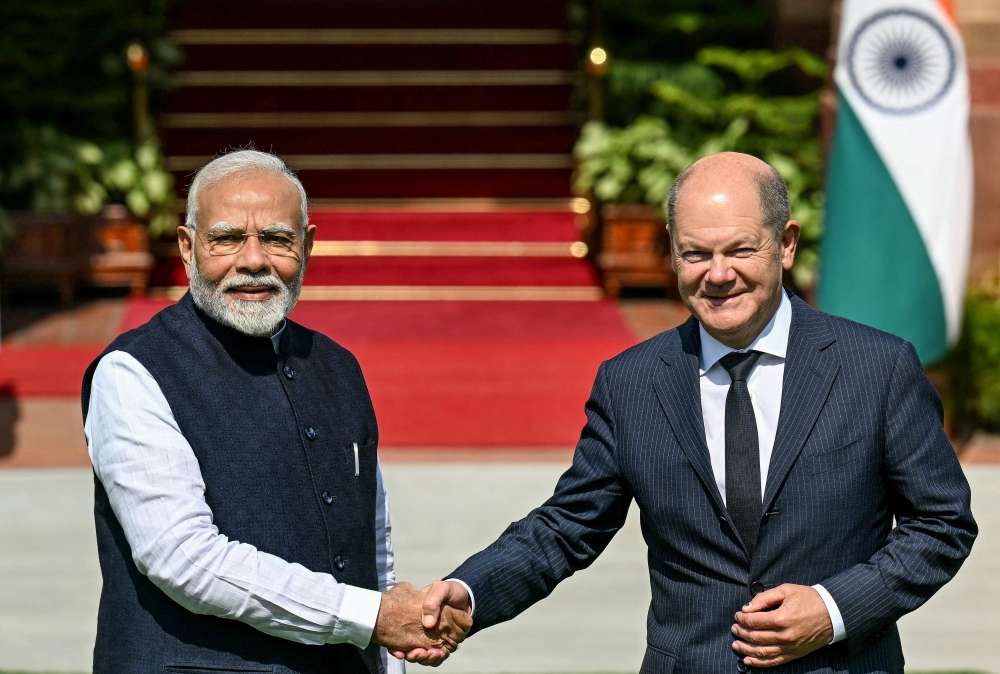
[699,289,845,643]
[84,325,403,673]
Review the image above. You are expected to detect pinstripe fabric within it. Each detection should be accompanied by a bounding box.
[449,294,976,674]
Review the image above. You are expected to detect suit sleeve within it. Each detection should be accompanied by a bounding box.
[820,340,977,654]
[447,362,634,633]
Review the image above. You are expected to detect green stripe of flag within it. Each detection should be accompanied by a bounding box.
[819,92,948,365]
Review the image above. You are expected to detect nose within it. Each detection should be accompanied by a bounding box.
[234,234,269,275]
[706,253,735,286]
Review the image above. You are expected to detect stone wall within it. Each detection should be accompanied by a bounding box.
[961,0,1000,283]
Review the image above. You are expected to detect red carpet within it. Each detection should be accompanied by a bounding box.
[309,211,581,242]
[0,346,104,397]
[9,298,636,447]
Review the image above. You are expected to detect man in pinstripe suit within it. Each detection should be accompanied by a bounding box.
[407,153,977,673]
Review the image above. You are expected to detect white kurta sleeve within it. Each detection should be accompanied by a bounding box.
[85,350,384,648]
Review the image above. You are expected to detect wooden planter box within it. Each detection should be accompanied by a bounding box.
[86,205,155,297]
[3,206,154,304]
[597,204,675,297]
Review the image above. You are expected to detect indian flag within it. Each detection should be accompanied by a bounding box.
[819,0,973,365]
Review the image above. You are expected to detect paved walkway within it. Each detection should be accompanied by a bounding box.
[0,464,996,673]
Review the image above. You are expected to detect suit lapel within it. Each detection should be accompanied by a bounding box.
[652,317,728,517]
[762,297,840,513]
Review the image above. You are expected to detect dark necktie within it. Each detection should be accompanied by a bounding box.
[720,350,763,558]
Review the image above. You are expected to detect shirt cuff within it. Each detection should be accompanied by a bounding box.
[332,585,383,648]
[444,578,476,617]
[812,584,847,644]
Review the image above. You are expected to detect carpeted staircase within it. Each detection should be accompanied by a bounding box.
[142,1,636,448]
[162,0,580,200]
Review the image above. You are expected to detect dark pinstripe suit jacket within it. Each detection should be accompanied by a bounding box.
[449,295,977,674]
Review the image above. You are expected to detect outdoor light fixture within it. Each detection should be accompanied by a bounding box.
[587,46,608,78]
[126,42,149,73]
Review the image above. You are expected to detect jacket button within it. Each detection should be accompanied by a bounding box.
[334,555,346,571]
[283,365,294,380]
[736,661,750,673]
[305,426,316,441]
[750,581,765,596]
[321,490,335,506]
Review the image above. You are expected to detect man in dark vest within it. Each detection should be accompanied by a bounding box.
[83,149,471,674]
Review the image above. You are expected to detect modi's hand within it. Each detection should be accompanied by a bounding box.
[731,584,834,668]
[372,582,472,665]
[390,580,474,666]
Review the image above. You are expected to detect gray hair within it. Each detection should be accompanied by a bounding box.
[184,149,309,230]
[666,159,790,243]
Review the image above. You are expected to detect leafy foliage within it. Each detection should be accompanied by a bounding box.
[2,126,179,236]
[0,0,181,240]
[597,0,776,127]
[574,47,826,288]
[948,286,1000,432]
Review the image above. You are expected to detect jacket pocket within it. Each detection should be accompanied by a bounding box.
[165,666,272,674]
[639,645,677,674]
[803,434,868,475]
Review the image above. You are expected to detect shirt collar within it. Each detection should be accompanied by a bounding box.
[270,321,287,354]
[698,289,791,375]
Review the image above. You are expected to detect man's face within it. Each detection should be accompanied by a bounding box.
[178,172,317,336]
[671,171,799,349]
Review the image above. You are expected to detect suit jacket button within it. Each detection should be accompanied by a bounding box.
[750,582,764,596]
[334,555,346,571]
[305,426,316,441]
[321,490,335,505]
[283,365,294,380]
[737,661,750,673]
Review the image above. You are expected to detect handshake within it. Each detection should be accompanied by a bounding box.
[372,580,474,666]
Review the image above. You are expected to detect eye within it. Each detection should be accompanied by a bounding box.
[732,247,756,258]
[681,251,710,263]
[212,234,244,245]
[260,233,295,247]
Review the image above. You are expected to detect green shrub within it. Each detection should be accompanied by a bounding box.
[1,125,179,235]
[948,287,1000,432]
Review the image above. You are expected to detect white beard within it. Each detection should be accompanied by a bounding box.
[188,255,305,337]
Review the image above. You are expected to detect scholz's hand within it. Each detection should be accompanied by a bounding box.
[731,584,834,668]
[391,580,474,666]
[372,582,472,665]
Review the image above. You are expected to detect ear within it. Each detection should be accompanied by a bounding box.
[780,220,800,271]
[303,223,317,264]
[177,226,194,279]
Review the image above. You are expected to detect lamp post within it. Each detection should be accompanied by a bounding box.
[126,42,151,144]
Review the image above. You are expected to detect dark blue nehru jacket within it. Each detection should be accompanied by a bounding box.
[81,293,383,674]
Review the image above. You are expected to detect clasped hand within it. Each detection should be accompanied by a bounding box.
[731,584,834,668]
[372,582,473,666]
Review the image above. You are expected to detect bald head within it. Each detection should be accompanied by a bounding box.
[667,152,790,244]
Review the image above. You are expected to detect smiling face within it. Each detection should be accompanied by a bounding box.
[177,171,317,336]
[670,157,799,349]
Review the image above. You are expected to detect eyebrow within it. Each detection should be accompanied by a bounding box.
[204,221,296,235]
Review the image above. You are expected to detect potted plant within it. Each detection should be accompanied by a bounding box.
[574,47,826,298]
[0,126,176,302]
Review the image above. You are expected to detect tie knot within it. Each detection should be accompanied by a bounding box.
[719,350,762,382]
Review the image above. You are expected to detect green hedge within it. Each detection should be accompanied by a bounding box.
[948,288,1000,433]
